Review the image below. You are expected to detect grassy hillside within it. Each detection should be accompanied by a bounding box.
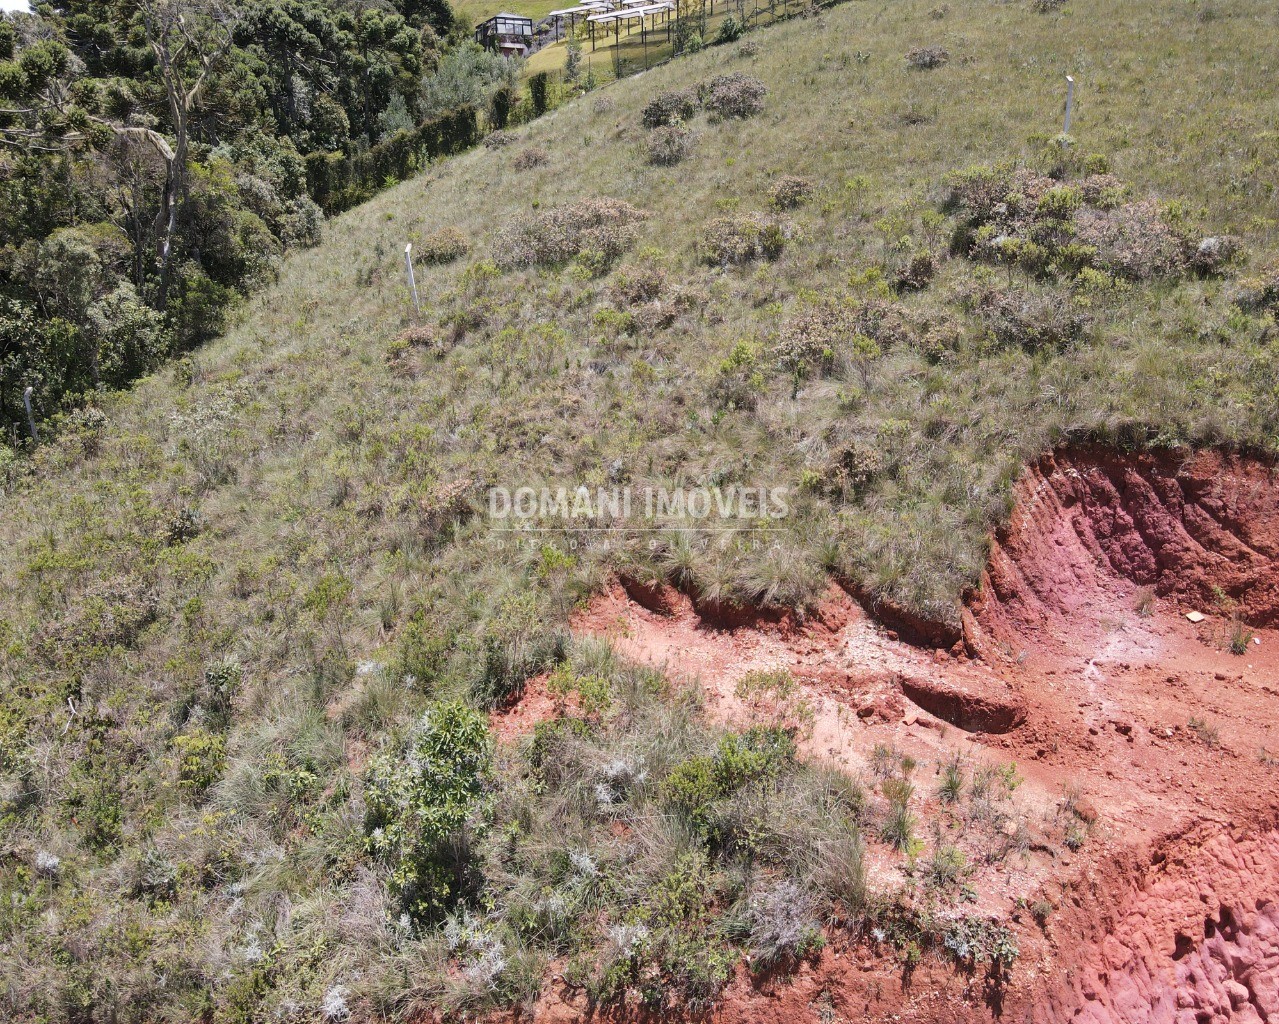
[2,0,1279,1019]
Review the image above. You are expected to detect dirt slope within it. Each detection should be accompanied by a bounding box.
[501,447,1279,1022]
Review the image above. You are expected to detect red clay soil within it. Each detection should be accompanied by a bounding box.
[1035,822,1279,1024]
[494,447,1279,1023]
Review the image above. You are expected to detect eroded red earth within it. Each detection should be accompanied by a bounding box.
[496,448,1279,1022]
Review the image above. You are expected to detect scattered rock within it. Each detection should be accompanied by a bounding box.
[1072,796,1100,823]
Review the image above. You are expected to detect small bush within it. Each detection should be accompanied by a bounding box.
[419,226,470,265]
[394,323,448,358]
[1078,173,1127,208]
[646,122,695,166]
[768,175,815,210]
[942,917,1019,975]
[906,46,950,69]
[699,212,790,267]
[892,249,938,292]
[925,843,967,888]
[641,88,698,128]
[1032,0,1066,10]
[1073,201,1186,280]
[513,147,549,171]
[1189,235,1240,276]
[1230,262,1279,312]
[713,14,743,45]
[473,591,568,707]
[485,129,513,148]
[493,198,648,271]
[663,728,796,837]
[744,880,824,969]
[709,339,765,410]
[699,73,767,120]
[610,256,668,305]
[365,702,493,924]
[968,287,1092,353]
[772,297,919,378]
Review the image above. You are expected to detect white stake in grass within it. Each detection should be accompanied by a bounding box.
[22,385,38,443]
[404,243,421,320]
[1063,75,1075,135]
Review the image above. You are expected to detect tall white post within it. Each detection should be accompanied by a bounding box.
[404,243,421,320]
[1063,75,1075,135]
[22,386,38,443]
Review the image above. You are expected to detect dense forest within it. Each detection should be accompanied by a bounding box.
[0,0,518,445]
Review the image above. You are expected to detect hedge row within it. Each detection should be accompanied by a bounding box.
[306,107,480,214]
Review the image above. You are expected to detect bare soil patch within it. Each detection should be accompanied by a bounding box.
[494,448,1279,1021]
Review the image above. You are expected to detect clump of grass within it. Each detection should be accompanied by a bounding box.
[734,667,797,703]
[924,842,967,888]
[1229,620,1254,655]
[1133,587,1156,617]
[1188,716,1220,747]
[813,823,869,919]
[870,742,898,779]
[881,800,917,852]
[938,754,965,804]
[906,46,950,69]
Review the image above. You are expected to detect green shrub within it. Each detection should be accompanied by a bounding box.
[713,15,743,44]
[663,727,796,836]
[398,615,457,686]
[365,701,493,924]
[473,592,568,707]
[709,339,765,409]
[530,71,550,116]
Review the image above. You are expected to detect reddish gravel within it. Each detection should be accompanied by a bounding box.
[492,448,1279,1022]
